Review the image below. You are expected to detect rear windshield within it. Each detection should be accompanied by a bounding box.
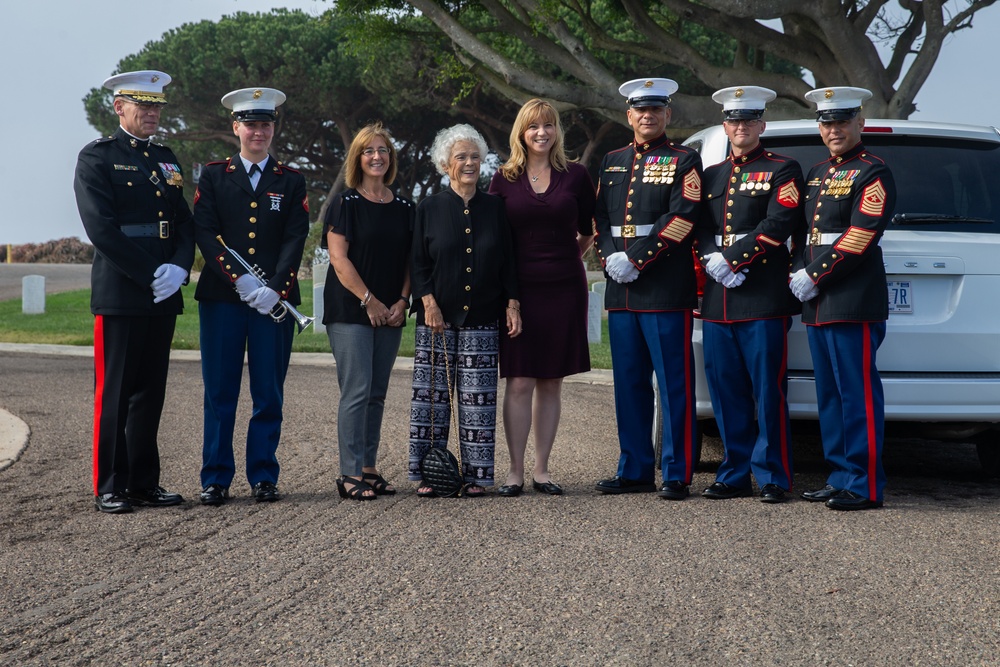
[761,134,1000,233]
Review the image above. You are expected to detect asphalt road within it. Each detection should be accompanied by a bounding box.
[0,347,997,666]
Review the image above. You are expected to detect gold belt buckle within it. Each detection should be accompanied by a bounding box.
[723,234,735,248]
[809,228,821,245]
[622,224,636,238]
[159,221,170,239]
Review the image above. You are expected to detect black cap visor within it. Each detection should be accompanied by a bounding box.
[628,95,669,109]
[723,109,765,121]
[817,107,860,122]
[233,109,277,122]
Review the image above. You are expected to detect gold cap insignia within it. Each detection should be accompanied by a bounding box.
[644,81,653,88]
[824,89,834,99]
[253,89,263,99]
[151,75,160,83]
[735,88,744,98]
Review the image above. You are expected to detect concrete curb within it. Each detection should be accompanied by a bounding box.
[0,342,613,472]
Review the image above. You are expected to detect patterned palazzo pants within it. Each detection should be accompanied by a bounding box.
[408,322,498,485]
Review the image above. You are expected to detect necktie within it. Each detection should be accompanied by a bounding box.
[249,163,261,190]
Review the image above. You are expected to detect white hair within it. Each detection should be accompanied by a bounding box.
[430,124,489,176]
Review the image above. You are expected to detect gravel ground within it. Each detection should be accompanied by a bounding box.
[0,350,997,666]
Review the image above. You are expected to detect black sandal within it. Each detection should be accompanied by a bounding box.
[336,476,376,501]
[363,472,397,496]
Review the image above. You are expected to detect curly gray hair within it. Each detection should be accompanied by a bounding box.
[430,124,489,176]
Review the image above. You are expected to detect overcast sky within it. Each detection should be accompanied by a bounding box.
[2,0,997,244]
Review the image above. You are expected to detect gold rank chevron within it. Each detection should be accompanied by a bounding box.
[860,179,887,216]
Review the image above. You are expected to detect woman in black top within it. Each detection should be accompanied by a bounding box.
[323,122,414,500]
[407,124,521,497]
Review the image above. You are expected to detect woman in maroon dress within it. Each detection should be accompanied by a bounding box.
[489,99,596,497]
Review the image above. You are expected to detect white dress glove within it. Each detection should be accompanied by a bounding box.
[151,264,188,303]
[606,252,638,283]
[721,270,746,289]
[789,269,819,302]
[235,274,259,302]
[704,253,731,283]
[248,286,281,315]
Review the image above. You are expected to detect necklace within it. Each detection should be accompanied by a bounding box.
[527,165,549,183]
[360,185,386,203]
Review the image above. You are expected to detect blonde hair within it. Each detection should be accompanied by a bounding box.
[344,122,398,189]
[498,99,569,182]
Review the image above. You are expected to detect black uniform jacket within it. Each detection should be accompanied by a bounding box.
[594,134,703,311]
[194,154,310,306]
[697,144,805,322]
[74,127,195,316]
[793,142,896,324]
[410,188,518,328]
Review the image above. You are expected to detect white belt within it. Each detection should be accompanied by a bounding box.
[714,234,748,248]
[806,232,841,246]
[611,224,654,238]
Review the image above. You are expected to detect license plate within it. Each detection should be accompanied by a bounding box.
[887,280,912,313]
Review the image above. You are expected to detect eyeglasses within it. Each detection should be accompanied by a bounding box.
[362,147,390,157]
[724,119,762,128]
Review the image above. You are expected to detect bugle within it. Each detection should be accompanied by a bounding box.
[215,235,315,333]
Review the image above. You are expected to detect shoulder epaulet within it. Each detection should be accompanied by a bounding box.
[205,160,228,166]
[275,162,301,174]
[93,135,115,145]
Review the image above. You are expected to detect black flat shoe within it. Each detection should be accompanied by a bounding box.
[759,484,787,504]
[95,493,133,514]
[596,476,656,494]
[657,480,690,500]
[337,476,376,501]
[199,484,230,506]
[701,481,752,500]
[252,481,280,503]
[801,484,841,502]
[126,486,183,507]
[532,479,564,495]
[362,472,396,496]
[497,483,523,497]
[826,490,883,511]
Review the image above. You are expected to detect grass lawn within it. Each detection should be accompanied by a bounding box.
[0,280,614,368]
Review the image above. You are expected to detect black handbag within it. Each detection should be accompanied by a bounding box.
[418,329,464,497]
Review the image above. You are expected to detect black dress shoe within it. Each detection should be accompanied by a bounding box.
[95,493,133,514]
[657,480,690,500]
[826,490,883,511]
[126,486,183,507]
[759,484,787,504]
[200,485,230,506]
[252,481,280,502]
[701,481,752,500]
[497,483,523,497]
[532,479,564,495]
[596,476,656,494]
[800,484,841,502]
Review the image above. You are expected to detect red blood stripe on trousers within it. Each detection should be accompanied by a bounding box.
[862,322,877,500]
[683,311,694,483]
[92,316,105,495]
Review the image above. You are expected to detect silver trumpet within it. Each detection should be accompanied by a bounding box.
[216,235,315,333]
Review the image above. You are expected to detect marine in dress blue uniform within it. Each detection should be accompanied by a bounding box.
[593,78,703,499]
[791,87,896,511]
[696,87,805,504]
[193,88,310,505]
[74,70,194,514]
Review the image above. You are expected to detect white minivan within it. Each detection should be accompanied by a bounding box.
[683,119,1000,475]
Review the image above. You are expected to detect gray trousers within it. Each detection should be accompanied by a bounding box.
[327,322,403,476]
